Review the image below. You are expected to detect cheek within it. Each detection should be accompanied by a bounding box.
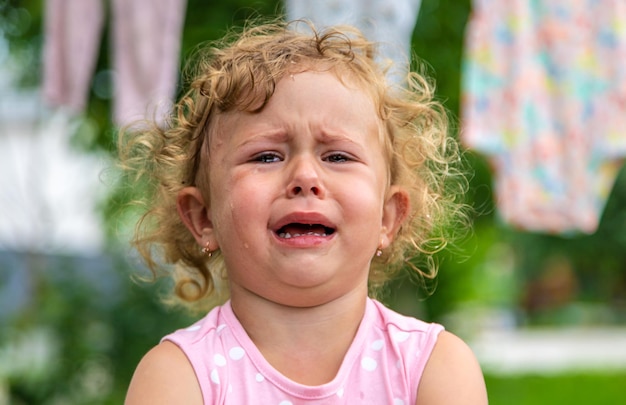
[341,179,385,222]
[213,179,266,238]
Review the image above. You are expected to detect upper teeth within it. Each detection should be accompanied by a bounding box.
[278,231,327,239]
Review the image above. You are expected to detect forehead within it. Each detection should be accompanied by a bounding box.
[209,69,382,144]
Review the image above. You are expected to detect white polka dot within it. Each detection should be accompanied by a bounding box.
[279,401,293,405]
[217,324,227,333]
[337,387,344,397]
[185,324,201,332]
[214,353,226,367]
[361,356,378,371]
[229,346,245,360]
[210,369,220,384]
[371,339,384,351]
[255,373,265,382]
[393,399,405,405]
[393,331,410,342]
[228,384,233,393]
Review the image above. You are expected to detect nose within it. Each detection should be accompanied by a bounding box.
[286,155,325,198]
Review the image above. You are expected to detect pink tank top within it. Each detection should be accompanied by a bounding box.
[163,298,443,404]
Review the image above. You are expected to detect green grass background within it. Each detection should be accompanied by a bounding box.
[485,373,626,404]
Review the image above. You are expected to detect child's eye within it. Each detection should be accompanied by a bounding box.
[253,152,282,163]
[324,153,350,163]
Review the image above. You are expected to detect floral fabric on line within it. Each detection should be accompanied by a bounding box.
[461,0,626,234]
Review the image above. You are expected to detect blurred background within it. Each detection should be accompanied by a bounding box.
[1,0,625,404]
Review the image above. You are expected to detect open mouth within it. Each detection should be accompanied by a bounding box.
[276,223,336,239]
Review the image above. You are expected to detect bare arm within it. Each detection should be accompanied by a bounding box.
[125,341,204,405]
[416,331,488,405]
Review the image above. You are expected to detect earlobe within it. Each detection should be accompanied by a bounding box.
[380,186,410,248]
[177,187,215,246]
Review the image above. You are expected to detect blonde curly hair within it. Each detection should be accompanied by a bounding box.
[119,19,467,312]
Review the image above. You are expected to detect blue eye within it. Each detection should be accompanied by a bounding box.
[324,153,350,163]
[254,152,282,163]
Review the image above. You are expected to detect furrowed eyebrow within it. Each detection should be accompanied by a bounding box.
[234,127,366,150]
[318,130,359,145]
[316,129,370,155]
[236,131,289,147]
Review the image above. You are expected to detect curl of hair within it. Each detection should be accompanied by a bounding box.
[118,19,468,312]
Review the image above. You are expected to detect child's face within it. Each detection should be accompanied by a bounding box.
[204,70,406,307]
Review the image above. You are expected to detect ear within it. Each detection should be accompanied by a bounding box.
[177,187,217,248]
[379,186,410,249]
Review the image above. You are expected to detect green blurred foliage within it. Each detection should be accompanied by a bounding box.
[0,251,196,403]
[485,373,626,405]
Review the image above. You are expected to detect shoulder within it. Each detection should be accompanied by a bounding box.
[125,341,203,405]
[416,331,488,405]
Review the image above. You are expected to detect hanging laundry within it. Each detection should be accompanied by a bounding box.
[42,0,105,115]
[461,0,626,234]
[42,0,187,126]
[286,0,422,84]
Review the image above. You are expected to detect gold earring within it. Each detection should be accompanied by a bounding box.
[376,238,384,257]
[201,241,212,257]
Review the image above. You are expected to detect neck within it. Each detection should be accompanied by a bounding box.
[230,284,368,385]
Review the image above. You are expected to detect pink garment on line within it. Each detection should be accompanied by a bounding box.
[163,298,444,404]
[43,0,105,114]
[42,0,187,126]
